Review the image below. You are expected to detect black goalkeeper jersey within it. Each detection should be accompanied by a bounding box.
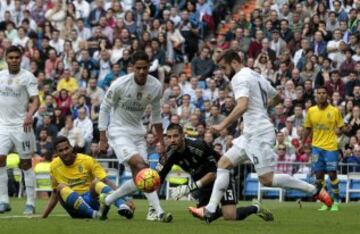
[159,138,220,183]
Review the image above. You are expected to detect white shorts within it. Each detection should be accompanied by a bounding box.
[224,131,277,176]
[108,130,147,167]
[0,126,36,159]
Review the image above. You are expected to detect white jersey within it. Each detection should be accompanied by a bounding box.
[0,69,38,127]
[231,67,277,136]
[99,73,162,135]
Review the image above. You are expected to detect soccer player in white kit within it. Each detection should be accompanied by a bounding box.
[98,51,172,222]
[0,46,40,215]
[189,50,333,223]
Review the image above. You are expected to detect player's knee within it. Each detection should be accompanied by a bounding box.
[0,156,6,167]
[259,175,273,187]
[217,157,233,169]
[19,159,32,170]
[222,210,236,220]
[129,155,148,175]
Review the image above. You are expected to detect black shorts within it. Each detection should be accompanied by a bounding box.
[192,176,237,207]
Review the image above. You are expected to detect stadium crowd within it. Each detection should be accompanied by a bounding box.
[1,0,360,180]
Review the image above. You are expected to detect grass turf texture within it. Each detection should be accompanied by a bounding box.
[1,199,360,234]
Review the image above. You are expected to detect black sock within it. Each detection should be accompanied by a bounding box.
[236,206,258,220]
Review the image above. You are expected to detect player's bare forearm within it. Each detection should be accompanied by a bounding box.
[102,177,117,190]
[267,93,282,109]
[99,130,107,141]
[303,127,312,143]
[199,172,216,187]
[221,97,248,129]
[28,95,40,116]
[153,123,164,144]
[42,191,59,218]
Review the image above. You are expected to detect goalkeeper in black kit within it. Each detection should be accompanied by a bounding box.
[158,123,274,222]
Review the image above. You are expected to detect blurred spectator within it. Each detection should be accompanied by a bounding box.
[35,129,54,158]
[58,115,85,150]
[74,107,93,152]
[276,144,295,174]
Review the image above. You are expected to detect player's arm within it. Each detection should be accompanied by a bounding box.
[267,93,282,109]
[303,110,312,144]
[197,142,219,187]
[24,74,40,132]
[42,189,59,218]
[102,177,117,190]
[158,152,176,184]
[151,87,166,160]
[98,87,118,153]
[212,77,250,132]
[215,97,249,131]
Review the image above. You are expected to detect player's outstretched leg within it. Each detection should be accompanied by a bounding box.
[0,162,10,213]
[262,172,332,208]
[58,184,99,219]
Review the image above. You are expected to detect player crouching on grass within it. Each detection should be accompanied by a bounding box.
[158,123,273,222]
[42,136,134,219]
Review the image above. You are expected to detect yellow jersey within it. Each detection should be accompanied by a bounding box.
[56,77,79,93]
[50,154,107,194]
[304,104,344,151]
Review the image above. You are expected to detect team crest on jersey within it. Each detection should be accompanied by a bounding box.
[327,113,332,119]
[136,92,142,100]
[78,165,83,173]
[146,94,151,101]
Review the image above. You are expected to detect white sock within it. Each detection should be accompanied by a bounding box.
[0,167,9,204]
[23,168,36,206]
[206,168,230,213]
[144,191,164,216]
[105,180,137,205]
[272,174,317,194]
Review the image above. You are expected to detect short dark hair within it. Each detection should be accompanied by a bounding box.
[54,136,71,148]
[167,123,184,134]
[218,49,241,64]
[131,50,149,64]
[6,45,22,56]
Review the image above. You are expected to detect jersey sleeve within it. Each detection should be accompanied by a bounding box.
[202,142,218,173]
[49,165,58,190]
[151,85,162,124]
[304,109,312,128]
[232,75,250,100]
[26,73,39,97]
[336,108,344,128]
[90,158,107,180]
[158,151,177,184]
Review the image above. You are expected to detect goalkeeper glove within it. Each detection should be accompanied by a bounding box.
[172,181,202,200]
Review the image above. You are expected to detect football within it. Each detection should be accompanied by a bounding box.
[135,168,161,192]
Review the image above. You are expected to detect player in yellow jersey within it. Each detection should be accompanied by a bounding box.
[42,136,134,219]
[304,86,344,212]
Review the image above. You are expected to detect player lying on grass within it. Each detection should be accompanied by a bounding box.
[42,136,134,219]
[158,123,273,222]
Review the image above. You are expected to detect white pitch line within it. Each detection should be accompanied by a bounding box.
[0,214,68,219]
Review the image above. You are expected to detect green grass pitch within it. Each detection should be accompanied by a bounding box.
[1,199,360,234]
